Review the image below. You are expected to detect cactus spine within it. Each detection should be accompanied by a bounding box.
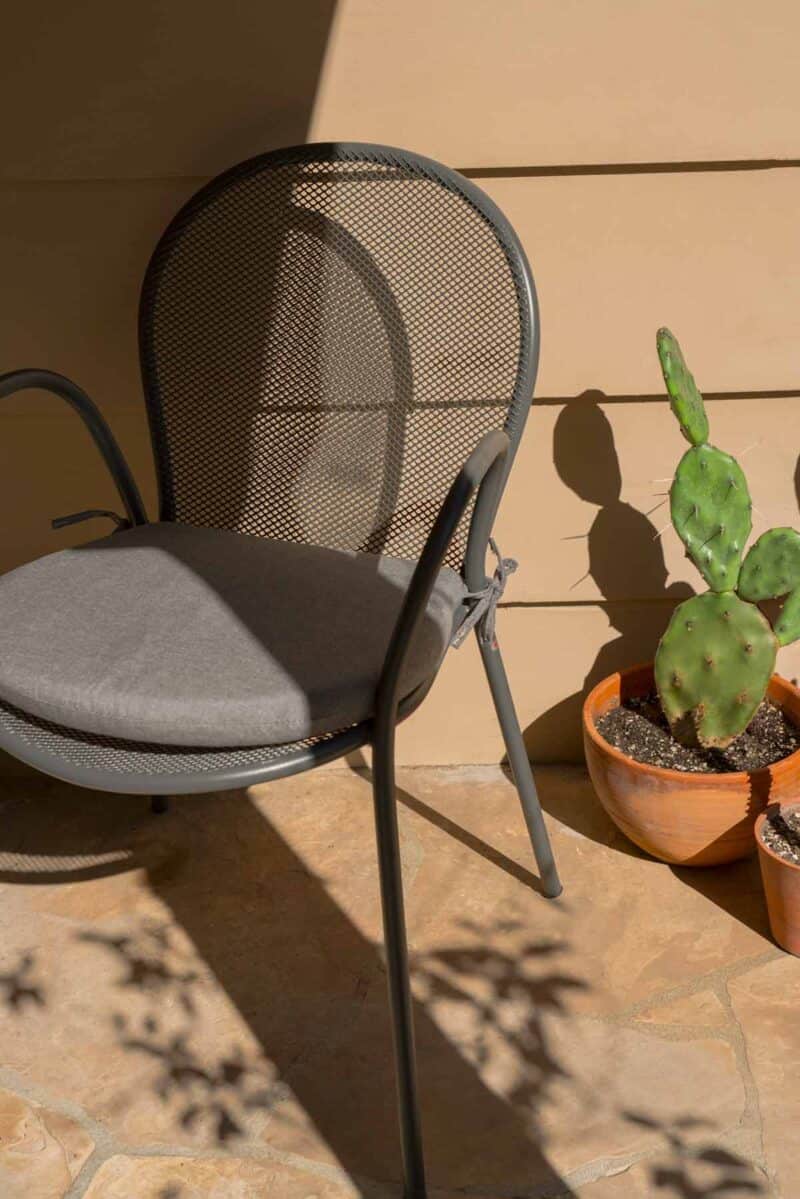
[653,329,800,749]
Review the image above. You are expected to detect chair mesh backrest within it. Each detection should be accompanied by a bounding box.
[139,143,537,569]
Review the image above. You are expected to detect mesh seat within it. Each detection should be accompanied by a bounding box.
[0,696,348,786]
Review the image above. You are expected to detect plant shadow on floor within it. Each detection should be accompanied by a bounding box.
[112,1009,285,1146]
[78,918,286,1145]
[623,1111,768,1196]
[0,949,45,1012]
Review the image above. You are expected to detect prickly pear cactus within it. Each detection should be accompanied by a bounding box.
[738,528,800,602]
[670,444,751,592]
[656,327,709,446]
[652,330,800,750]
[655,593,777,748]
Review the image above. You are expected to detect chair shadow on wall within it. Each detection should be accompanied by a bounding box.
[522,390,693,767]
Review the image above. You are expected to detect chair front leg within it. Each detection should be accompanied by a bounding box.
[368,429,514,1196]
[372,717,427,1199]
[478,632,563,899]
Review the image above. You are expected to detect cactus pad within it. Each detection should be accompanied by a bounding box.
[656,328,709,446]
[655,592,776,748]
[774,586,800,647]
[738,527,800,602]
[670,444,751,592]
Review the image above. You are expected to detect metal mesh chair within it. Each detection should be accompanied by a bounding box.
[0,142,560,1198]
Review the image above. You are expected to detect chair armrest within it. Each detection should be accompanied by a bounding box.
[0,369,148,528]
[376,428,510,728]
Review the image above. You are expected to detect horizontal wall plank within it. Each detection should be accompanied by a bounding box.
[0,181,194,415]
[3,3,798,179]
[1,1,337,180]
[312,1,800,170]
[396,605,592,765]
[496,395,800,604]
[396,604,800,766]
[479,170,800,395]
[3,170,798,412]
[0,409,157,574]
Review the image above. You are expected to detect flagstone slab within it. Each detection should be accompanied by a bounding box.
[577,1153,773,1196]
[82,1154,359,1198]
[0,1087,94,1198]
[728,955,800,1194]
[382,765,774,1016]
[263,966,745,1189]
[634,988,730,1030]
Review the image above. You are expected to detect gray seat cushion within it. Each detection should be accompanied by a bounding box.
[0,522,467,747]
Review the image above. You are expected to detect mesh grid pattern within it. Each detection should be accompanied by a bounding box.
[140,144,533,568]
[0,698,345,777]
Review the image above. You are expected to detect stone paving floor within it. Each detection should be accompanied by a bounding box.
[0,756,795,1198]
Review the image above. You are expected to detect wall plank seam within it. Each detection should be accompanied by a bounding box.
[3,158,800,188]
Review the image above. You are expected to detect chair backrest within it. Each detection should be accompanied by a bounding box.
[139,143,538,570]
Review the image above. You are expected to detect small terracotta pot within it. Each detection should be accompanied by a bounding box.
[583,663,800,867]
[755,805,800,955]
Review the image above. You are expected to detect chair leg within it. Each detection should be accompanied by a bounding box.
[150,795,169,815]
[372,729,428,1199]
[478,634,563,898]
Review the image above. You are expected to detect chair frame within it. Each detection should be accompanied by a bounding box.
[0,143,560,1199]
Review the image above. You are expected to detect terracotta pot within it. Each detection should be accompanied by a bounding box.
[755,805,800,955]
[582,663,800,867]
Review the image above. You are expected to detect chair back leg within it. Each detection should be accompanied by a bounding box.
[372,725,428,1198]
[478,634,563,898]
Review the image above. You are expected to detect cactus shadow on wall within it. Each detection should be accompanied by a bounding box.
[522,391,694,763]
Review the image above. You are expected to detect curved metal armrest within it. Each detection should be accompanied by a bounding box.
[0,369,148,528]
[376,428,510,727]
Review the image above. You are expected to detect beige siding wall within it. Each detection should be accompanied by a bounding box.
[1,2,799,764]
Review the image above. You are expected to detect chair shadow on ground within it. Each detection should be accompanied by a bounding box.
[622,1112,769,1197]
[0,949,45,1012]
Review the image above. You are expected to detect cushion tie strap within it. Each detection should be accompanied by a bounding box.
[451,538,517,648]
[51,509,132,532]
